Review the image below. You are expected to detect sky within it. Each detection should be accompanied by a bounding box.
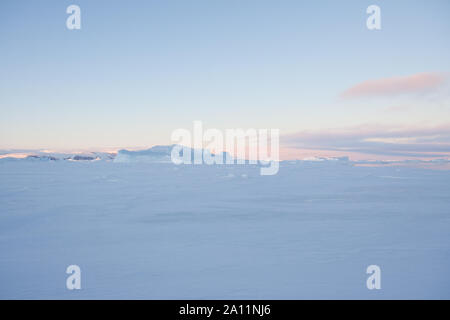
[0,0,449,159]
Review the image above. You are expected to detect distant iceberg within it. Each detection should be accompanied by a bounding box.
[114,145,234,164]
[114,145,174,163]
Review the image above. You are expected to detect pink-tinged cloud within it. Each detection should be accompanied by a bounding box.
[341,72,447,99]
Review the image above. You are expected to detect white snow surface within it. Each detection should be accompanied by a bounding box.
[0,160,449,299]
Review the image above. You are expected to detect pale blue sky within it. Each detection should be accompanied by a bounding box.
[1,0,449,155]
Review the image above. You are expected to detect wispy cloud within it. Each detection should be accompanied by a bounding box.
[282,124,450,158]
[340,72,448,99]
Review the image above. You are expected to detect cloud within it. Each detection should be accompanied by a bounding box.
[282,124,450,158]
[341,72,447,99]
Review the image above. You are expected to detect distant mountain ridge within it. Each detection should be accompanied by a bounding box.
[1,146,450,169]
[0,152,115,162]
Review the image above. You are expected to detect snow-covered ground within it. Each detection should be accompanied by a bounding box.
[0,160,449,299]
